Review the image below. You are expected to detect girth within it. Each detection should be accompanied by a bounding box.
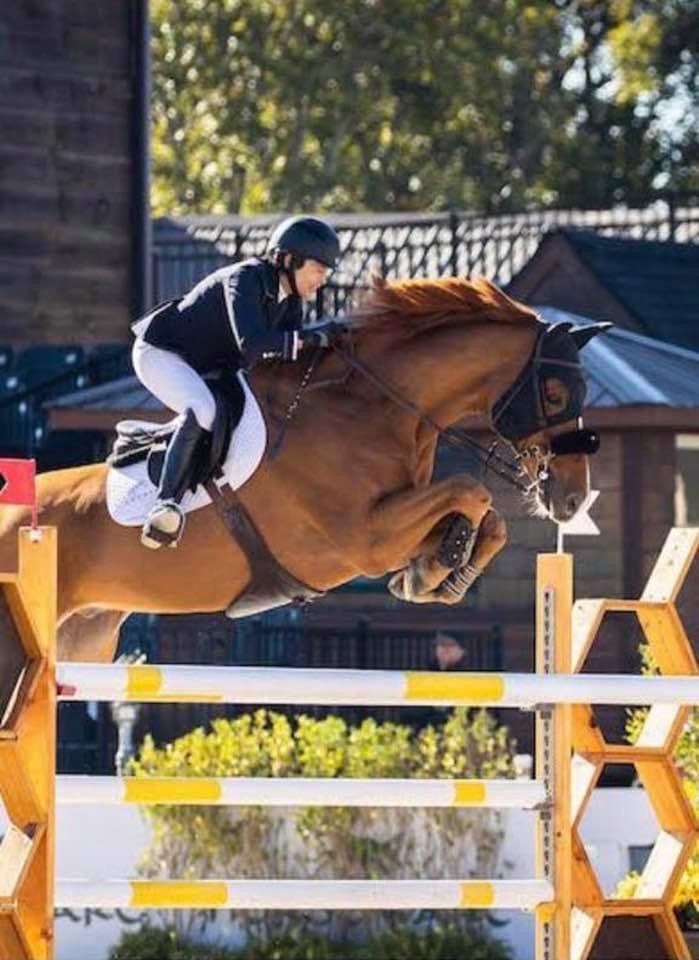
[204,477,325,619]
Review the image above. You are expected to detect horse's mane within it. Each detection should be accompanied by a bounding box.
[351,274,539,337]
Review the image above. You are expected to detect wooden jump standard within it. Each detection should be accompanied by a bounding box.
[0,526,697,960]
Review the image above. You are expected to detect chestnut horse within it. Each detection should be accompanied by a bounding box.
[0,277,600,662]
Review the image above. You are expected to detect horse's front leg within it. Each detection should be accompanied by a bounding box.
[365,474,493,588]
[389,508,508,604]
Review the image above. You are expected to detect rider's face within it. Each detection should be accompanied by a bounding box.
[293,259,331,300]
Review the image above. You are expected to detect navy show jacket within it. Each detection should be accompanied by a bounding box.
[133,257,304,373]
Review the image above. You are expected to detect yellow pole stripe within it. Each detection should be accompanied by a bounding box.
[126,665,163,700]
[453,781,487,806]
[536,901,556,923]
[405,673,505,703]
[130,881,229,909]
[125,666,223,703]
[123,778,223,805]
[460,882,495,908]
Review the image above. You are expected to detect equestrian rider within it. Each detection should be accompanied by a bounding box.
[131,215,342,550]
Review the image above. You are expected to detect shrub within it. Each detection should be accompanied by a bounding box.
[110,924,513,960]
[127,707,517,944]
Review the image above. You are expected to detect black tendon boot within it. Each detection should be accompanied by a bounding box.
[141,409,206,550]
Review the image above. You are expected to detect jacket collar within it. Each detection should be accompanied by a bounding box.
[255,257,304,308]
[252,257,283,301]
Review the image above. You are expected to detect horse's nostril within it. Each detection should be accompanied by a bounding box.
[566,492,581,516]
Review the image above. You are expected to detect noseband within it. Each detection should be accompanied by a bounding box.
[489,323,599,489]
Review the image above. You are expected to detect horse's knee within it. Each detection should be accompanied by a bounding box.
[448,477,492,516]
[471,510,508,569]
[481,510,507,548]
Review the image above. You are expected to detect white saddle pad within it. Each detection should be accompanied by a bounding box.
[106,373,267,526]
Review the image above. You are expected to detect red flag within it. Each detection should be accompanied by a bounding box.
[0,459,36,507]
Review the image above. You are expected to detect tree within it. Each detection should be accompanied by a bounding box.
[150,0,699,215]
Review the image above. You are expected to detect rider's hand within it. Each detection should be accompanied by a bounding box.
[302,321,347,349]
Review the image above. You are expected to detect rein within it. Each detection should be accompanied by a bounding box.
[271,325,597,495]
[330,343,536,493]
[268,348,322,460]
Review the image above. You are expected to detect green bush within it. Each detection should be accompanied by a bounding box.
[234,932,347,959]
[624,644,699,927]
[352,925,513,959]
[110,925,512,960]
[127,707,517,944]
[110,926,230,959]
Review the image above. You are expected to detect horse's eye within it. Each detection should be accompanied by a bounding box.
[543,378,566,407]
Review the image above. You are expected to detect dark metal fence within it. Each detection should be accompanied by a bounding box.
[5,196,699,458]
[0,348,133,461]
[152,194,699,308]
[58,613,504,774]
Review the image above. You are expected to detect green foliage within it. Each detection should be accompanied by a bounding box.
[128,708,516,942]
[624,643,699,923]
[151,0,699,215]
[110,925,230,958]
[233,932,343,959]
[110,925,512,960]
[352,924,513,959]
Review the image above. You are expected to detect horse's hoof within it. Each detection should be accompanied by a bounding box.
[388,560,430,601]
[387,571,408,600]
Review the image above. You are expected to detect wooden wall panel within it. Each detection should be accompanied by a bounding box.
[0,0,137,345]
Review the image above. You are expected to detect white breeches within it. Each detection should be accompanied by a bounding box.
[131,339,217,431]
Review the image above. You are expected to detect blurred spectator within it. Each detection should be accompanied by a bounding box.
[429,632,466,671]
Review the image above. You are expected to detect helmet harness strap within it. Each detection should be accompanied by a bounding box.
[273,250,305,298]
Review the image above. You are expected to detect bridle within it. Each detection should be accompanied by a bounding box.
[329,343,555,495]
[274,323,599,498]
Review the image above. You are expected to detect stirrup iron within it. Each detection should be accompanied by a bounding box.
[141,502,186,549]
[139,408,206,551]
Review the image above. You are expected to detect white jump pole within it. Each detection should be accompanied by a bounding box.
[56,775,547,809]
[56,663,699,707]
[55,878,554,911]
[50,536,699,960]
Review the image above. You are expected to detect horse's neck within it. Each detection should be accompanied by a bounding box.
[367,321,538,428]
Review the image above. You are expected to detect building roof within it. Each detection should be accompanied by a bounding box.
[50,374,163,413]
[47,374,168,431]
[47,306,699,433]
[537,306,699,408]
[545,230,699,352]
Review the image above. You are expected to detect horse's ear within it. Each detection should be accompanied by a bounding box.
[571,321,613,350]
[369,270,386,290]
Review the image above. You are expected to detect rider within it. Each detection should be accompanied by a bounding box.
[131,215,342,550]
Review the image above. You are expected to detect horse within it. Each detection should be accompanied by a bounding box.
[0,275,605,663]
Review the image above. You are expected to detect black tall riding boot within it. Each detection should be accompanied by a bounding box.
[141,409,207,550]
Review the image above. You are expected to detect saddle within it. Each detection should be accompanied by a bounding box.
[108,374,324,619]
[109,372,244,491]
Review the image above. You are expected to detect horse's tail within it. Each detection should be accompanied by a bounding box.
[0,500,33,571]
[0,463,107,571]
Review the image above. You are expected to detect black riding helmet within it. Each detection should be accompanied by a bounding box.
[267,215,341,269]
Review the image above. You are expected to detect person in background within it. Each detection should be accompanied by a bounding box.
[429,632,467,672]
